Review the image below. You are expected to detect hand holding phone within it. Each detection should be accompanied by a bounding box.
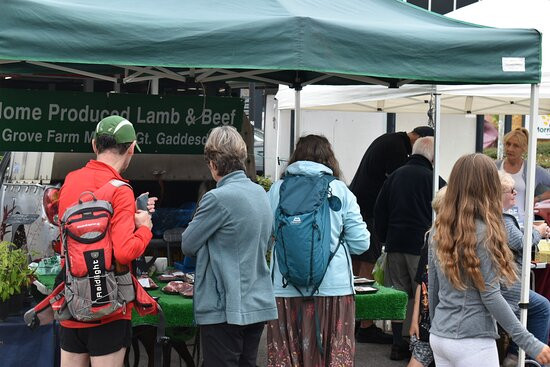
[136,193,151,214]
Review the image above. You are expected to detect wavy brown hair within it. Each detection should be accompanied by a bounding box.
[433,153,517,291]
[285,135,342,179]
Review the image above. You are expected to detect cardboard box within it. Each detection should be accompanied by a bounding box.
[535,240,550,263]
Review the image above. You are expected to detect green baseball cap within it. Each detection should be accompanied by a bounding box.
[95,115,141,152]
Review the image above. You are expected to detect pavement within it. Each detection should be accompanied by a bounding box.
[255,327,409,367]
[135,326,410,367]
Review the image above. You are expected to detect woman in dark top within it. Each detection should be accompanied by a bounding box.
[408,187,446,367]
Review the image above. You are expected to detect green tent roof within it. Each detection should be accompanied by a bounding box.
[0,0,542,86]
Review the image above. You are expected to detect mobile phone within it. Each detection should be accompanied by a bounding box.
[136,193,151,214]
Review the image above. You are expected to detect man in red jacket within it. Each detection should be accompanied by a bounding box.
[58,115,154,367]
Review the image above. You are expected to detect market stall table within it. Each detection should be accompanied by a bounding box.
[38,275,407,325]
[37,275,407,365]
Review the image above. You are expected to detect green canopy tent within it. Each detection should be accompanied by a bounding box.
[0,0,542,86]
[0,2,544,361]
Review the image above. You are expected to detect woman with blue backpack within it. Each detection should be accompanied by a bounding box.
[266,134,370,366]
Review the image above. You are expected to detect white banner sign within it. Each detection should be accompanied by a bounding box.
[538,115,550,139]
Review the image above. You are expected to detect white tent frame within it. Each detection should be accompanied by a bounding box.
[288,84,541,366]
[2,60,397,88]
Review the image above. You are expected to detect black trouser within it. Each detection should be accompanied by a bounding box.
[200,322,265,367]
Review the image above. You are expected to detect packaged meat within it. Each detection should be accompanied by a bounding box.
[355,286,378,294]
[158,270,194,282]
[162,281,186,294]
[157,274,178,282]
[138,276,158,289]
[353,277,375,285]
[178,283,194,298]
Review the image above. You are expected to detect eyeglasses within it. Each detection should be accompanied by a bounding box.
[504,188,517,195]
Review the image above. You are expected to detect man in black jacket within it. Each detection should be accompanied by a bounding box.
[374,136,445,360]
[349,126,433,344]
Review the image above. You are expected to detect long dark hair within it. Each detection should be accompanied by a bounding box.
[285,135,342,179]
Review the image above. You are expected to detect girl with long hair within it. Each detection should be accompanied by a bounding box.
[428,153,550,367]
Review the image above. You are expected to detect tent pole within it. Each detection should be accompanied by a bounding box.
[497,114,505,160]
[294,89,301,146]
[432,87,441,200]
[518,83,539,367]
[275,108,281,179]
[151,78,159,95]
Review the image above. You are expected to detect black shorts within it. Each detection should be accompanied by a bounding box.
[60,319,132,356]
[351,217,382,263]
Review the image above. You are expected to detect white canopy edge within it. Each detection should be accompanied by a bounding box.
[275,78,550,115]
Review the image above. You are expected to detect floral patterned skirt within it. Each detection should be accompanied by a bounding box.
[267,295,355,367]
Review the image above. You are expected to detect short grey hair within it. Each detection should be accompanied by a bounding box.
[412,136,434,163]
[204,126,247,176]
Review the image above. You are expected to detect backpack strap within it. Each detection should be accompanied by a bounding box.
[93,179,131,201]
[308,175,341,295]
[310,230,345,296]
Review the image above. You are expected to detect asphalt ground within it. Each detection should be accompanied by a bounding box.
[134,326,410,367]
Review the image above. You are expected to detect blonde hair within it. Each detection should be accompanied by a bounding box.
[498,171,515,192]
[504,127,528,153]
[432,186,447,214]
[204,126,247,176]
[433,153,517,291]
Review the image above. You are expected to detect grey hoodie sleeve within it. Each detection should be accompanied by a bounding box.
[427,239,439,323]
[477,241,545,358]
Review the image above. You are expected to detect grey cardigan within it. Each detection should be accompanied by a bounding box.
[495,159,550,195]
[501,213,542,316]
[428,220,545,358]
[181,170,277,325]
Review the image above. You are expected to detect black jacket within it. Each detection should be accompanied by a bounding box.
[349,132,411,219]
[373,154,446,255]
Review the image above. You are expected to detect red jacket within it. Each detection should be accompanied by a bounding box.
[58,160,152,328]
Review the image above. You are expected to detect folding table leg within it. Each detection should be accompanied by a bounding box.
[171,340,195,367]
[162,339,172,367]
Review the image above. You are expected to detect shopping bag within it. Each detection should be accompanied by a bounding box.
[372,252,386,285]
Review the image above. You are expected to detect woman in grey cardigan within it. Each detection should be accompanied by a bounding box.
[495,127,550,227]
[499,171,550,367]
[181,126,277,367]
[428,153,550,367]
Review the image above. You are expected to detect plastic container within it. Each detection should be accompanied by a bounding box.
[174,257,196,273]
[534,200,550,225]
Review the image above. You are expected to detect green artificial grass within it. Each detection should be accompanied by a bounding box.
[38,276,408,326]
[355,284,408,321]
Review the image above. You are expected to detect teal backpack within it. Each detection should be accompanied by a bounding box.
[273,174,343,296]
